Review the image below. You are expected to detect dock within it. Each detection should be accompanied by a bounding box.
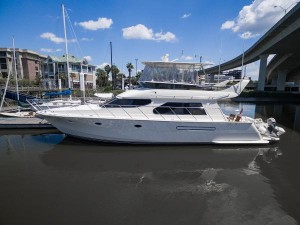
[0,117,54,129]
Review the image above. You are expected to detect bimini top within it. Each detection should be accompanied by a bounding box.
[139,61,212,88]
[142,61,212,69]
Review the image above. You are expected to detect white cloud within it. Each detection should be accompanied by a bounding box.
[122,24,176,42]
[181,13,191,19]
[154,32,176,42]
[220,0,297,39]
[40,48,62,53]
[76,17,113,31]
[97,62,109,69]
[239,31,260,39]
[84,56,92,62]
[221,20,235,30]
[40,32,76,44]
[122,24,153,40]
[81,37,93,41]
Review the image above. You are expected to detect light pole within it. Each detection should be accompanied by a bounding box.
[274,5,287,14]
[135,58,138,76]
[274,2,299,15]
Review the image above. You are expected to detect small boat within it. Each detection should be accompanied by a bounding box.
[34,62,285,145]
[0,109,36,118]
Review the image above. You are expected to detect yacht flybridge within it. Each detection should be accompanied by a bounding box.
[34,62,285,144]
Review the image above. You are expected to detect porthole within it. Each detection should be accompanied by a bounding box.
[95,122,102,125]
[134,125,142,128]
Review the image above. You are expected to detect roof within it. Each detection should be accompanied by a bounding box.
[48,55,87,64]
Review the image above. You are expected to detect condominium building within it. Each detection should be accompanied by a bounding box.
[42,55,96,89]
[0,48,46,80]
[0,48,97,90]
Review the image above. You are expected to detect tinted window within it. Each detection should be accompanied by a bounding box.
[104,98,151,108]
[153,102,206,115]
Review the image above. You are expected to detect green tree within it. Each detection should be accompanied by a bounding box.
[116,73,125,89]
[35,74,42,86]
[96,68,108,87]
[58,72,67,88]
[126,62,134,89]
[136,71,142,82]
[111,65,120,89]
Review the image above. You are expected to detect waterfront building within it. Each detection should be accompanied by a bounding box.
[42,55,96,89]
[0,48,46,81]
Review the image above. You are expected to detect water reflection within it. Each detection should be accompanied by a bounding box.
[0,132,65,153]
[40,136,277,173]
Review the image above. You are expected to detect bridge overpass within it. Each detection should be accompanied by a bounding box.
[205,3,300,91]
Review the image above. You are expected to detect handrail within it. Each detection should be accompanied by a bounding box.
[27,99,228,122]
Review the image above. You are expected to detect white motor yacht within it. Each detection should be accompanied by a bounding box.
[36,63,285,144]
[35,62,285,144]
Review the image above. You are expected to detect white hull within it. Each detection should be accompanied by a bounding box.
[41,115,269,144]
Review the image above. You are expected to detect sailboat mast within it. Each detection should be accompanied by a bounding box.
[62,4,71,89]
[12,37,20,111]
[110,41,113,89]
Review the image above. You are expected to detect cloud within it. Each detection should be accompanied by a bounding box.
[220,0,297,39]
[76,18,113,30]
[221,20,235,30]
[181,13,191,19]
[122,24,176,42]
[97,62,109,69]
[40,48,62,53]
[239,31,259,39]
[40,32,76,44]
[81,37,93,41]
[154,32,176,42]
[83,56,92,62]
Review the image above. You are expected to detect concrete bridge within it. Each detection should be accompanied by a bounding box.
[205,3,300,91]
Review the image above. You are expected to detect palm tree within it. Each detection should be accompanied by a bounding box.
[126,62,134,89]
[58,72,67,88]
[111,65,120,89]
[104,64,112,88]
[96,68,108,87]
[70,73,76,88]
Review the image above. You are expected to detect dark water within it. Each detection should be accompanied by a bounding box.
[0,102,300,225]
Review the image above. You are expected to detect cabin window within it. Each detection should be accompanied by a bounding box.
[153,102,206,115]
[104,98,151,108]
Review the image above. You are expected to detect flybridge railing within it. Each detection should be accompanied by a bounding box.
[153,94,231,100]
[28,100,228,122]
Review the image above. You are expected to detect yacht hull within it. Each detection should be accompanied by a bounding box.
[41,115,268,144]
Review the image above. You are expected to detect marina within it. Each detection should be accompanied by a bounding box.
[1,1,300,225]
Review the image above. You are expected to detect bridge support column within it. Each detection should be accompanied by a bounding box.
[257,54,269,91]
[277,70,288,91]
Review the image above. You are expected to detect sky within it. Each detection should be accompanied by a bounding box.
[0,0,299,80]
